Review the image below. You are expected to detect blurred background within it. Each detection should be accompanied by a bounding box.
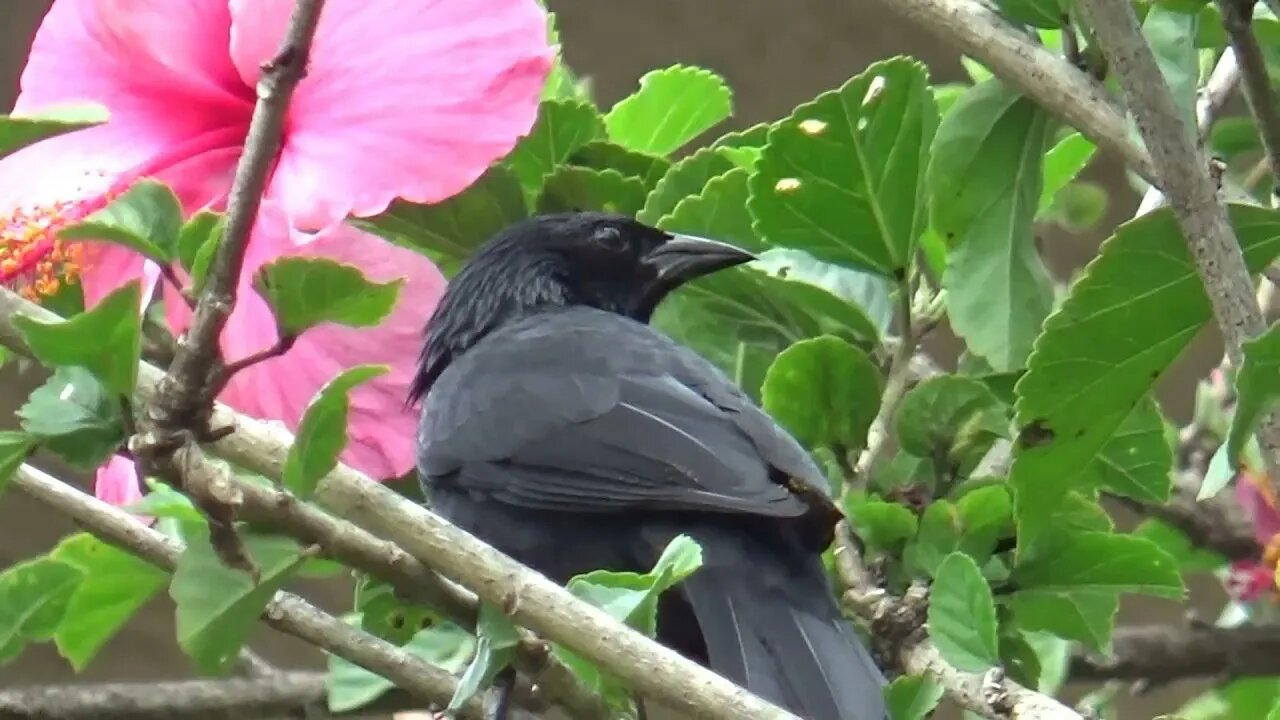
[0,1,1235,717]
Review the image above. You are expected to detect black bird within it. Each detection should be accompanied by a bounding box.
[411,212,887,720]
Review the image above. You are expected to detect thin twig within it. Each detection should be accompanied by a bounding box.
[214,334,296,392]
[856,279,918,479]
[1218,0,1280,189]
[9,463,487,720]
[1076,0,1280,485]
[863,0,1157,183]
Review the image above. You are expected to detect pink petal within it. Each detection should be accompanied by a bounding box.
[1226,560,1275,603]
[95,455,152,524]
[168,207,445,480]
[1236,471,1280,545]
[17,0,252,144]
[228,0,553,229]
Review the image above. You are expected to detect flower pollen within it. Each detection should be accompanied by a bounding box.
[0,173,125,301]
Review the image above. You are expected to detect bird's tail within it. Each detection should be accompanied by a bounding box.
[662,526,887,720]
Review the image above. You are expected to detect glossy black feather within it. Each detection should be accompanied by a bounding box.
[413,212,887,719]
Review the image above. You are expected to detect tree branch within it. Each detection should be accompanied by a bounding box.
[1070,622,1280,683]
[1218,0,1280,194]
[1075,0,1280,484]
[863,0,1157,184]
[1136,48,1240,216]
[145,0,323,431]
[178,440,608,719]
[8,463,487,720]
[833,526,1084,720]
[0,287,795,720]
[0,672,432,720]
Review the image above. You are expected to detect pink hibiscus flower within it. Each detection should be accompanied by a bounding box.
[1,0,552,498]
[1228,470,1280,603]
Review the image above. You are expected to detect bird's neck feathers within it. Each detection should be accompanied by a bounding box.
[410,254,580,403]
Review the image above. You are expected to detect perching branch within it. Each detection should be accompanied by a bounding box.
[8,463,488,720]
[1075,0,1280,485]
[862,0,1157,184]
[833,526,1085,720]
[1218,0,1280,195]
[176,441,609,720]
[0,287,796,720]
[1070,622,1280,683]
[0,672,418,720]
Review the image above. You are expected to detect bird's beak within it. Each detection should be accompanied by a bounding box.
[642,233,756,285]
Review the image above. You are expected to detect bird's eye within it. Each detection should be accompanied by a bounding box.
[592,225,627,252]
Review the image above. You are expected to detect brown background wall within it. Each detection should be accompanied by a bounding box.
[0,2,1232,717]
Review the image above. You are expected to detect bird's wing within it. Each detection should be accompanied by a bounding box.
[417,312,818,518]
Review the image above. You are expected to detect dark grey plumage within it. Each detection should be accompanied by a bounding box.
[412,212,887,720]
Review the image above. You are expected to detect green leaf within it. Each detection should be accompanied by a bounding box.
[753,249,895,335]
[283,365,389,496]
[605,65,732,155]
[1133,519,1224,571]
[1011,204,1280,545]
[176,211,225,294]
[845,496,919,554]
[762,336,882,451]
[929,552,1000,671]
[355,576,440,645]
[995,0,1062,28]
[351,166,527,277]
[659,168,763,251]
[1009,591,1118,653]
[14,282,142,396]
[955,484,1015,561]
[1012,531,1185,598]
[1041,182,1109,232]
[450,604,520,711]
[0,432,35,494]
[1226,324,1280,477]
[0,102,109,158]
[932,80,1054,371]
[124,479,205,524]
[1039,133,1097,214]
[536,166,647,215]
[1143,6,1200,128]
[638,146,736,224]
[654,264,881,399]
[18,367,125,469]
[170,532,308,673]
[254,258,403,337]
[328,619,474,713]
[750,58,937,277]
[886,675,944,720]
[0,558,82,664]
[568,141,670,190]
[1079,397,1173,503]
[506,100,606,199]
[566,535,703,636]
[51,534,166,670]
[895,376,1010,478]
[906,501,962,577]
[59,180,184,263]
[555,535,704,707]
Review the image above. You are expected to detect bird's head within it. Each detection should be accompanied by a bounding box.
[409,211,755,402]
